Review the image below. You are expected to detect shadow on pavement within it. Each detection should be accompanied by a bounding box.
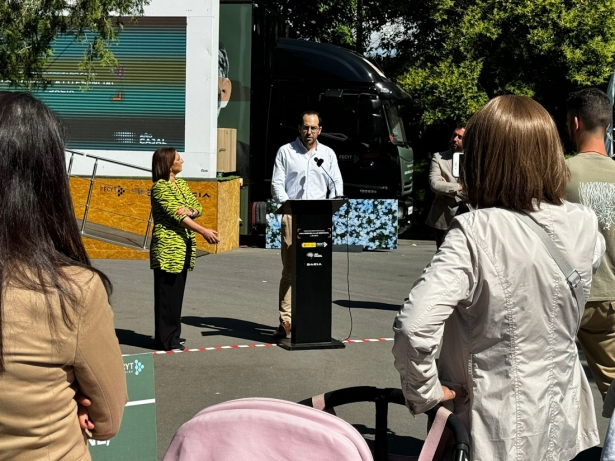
[181,316,276,343]
[115,328,156,349]
[355,424,604,460]
[334,299,402,311]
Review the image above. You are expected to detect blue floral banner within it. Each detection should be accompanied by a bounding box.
[266,199,398,250]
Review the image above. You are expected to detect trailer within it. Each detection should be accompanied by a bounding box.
[219,1,414,235]
[2,0,414,252]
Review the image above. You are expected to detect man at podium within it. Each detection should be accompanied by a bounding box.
[271,111,344,339]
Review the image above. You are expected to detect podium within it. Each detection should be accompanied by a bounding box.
[276,199,347,351]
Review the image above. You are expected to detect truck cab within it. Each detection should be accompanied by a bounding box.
[251,38,413,233]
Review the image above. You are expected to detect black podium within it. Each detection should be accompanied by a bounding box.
[276,199,347,351]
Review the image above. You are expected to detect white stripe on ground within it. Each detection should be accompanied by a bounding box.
[125,399,156,407]
[149,338,394,355]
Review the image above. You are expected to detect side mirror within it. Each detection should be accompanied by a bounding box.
[369,99,382,111]
[359,95,382,111]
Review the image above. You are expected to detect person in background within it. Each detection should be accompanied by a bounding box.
[150,148,220,351]
[218,42,232,118]
[425,123,466,249]
[217,41,250,185]
[393,95,604,460]
[270,111,343,339]
[0,91,127,460]
[566,88,615,399]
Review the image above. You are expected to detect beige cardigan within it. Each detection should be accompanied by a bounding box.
[426,150,464,230]
[0,267,127,461]
[394,202,604,460]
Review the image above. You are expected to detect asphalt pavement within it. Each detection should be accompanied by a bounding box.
[95,239,608,460]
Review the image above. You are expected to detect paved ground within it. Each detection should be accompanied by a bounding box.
[96,239,607,460]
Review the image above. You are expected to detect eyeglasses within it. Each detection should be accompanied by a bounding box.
[301,126,320,132]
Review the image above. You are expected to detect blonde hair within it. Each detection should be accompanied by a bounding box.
[461,95,568,210]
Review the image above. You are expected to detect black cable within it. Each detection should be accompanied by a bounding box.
[314,157,343,199]
[317,156,352,339]
[342,200,353,341]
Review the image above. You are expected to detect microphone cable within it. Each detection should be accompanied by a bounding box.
[314,157,340,198]
[342,199,353,341]
[314,156,353,340]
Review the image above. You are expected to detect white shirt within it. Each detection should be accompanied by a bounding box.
[271,138,344,203]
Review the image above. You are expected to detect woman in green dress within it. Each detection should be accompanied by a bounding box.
[150,147,220,351]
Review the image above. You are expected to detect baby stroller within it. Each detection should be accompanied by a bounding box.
[163,386,469,461]
[298,386,469,461]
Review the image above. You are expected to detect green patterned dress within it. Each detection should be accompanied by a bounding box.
[150,179,203,273]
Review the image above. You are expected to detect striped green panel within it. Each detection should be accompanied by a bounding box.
[0,19,187,151]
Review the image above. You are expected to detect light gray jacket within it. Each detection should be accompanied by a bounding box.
[393,202,605,461]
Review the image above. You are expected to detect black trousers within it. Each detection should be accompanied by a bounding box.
[153,244,191,350]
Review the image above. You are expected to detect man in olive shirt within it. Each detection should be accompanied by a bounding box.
[566,88,615,398]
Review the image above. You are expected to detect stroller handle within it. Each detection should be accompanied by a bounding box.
[298,386,470,461]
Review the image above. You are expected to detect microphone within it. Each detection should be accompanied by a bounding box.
[314,156,343,199]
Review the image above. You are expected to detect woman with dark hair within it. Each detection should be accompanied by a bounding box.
[393,95,605,459]
[0,92,127,460]
[150,147,219,351]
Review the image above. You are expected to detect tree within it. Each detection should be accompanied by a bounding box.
[262,0,390,54]
[0,0,149,88]
[376,0,615,129]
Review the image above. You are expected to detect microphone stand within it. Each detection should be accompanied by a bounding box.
[314,157,345,199]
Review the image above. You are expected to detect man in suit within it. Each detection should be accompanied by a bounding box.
[425,123,466,248]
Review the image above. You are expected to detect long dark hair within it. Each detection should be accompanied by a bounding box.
[0,91,111,372]
[152,147,177,182]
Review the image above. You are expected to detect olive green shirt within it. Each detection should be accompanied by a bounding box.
[566,153,615,301]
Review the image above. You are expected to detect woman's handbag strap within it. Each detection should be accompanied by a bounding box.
[512,211,586,308]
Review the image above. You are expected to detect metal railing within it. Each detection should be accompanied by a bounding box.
[66,149,153,250]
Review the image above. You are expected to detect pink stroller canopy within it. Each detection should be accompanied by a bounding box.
[163,397,374,461]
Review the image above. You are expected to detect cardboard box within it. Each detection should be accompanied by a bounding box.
[217,128,237,173]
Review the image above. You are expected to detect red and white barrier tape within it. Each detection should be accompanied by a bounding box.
[152,337,393,355]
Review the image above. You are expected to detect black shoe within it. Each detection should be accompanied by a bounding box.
[155,342,185,351]
[272,322,291,339]
[179,338,186,345]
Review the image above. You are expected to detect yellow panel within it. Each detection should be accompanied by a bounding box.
[70,177,152,236]
[87,178,153,235]
[83,236,150,260]
[70,177,241,258]
[194,179,240,254]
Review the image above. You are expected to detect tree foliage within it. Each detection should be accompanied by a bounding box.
[377,0,615,128]
[262,0,358,49]
[361,0,615,234]
[262,0,615,131]
[0,0,149,88]
[263,0,392,53]
[3,0,612,129]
